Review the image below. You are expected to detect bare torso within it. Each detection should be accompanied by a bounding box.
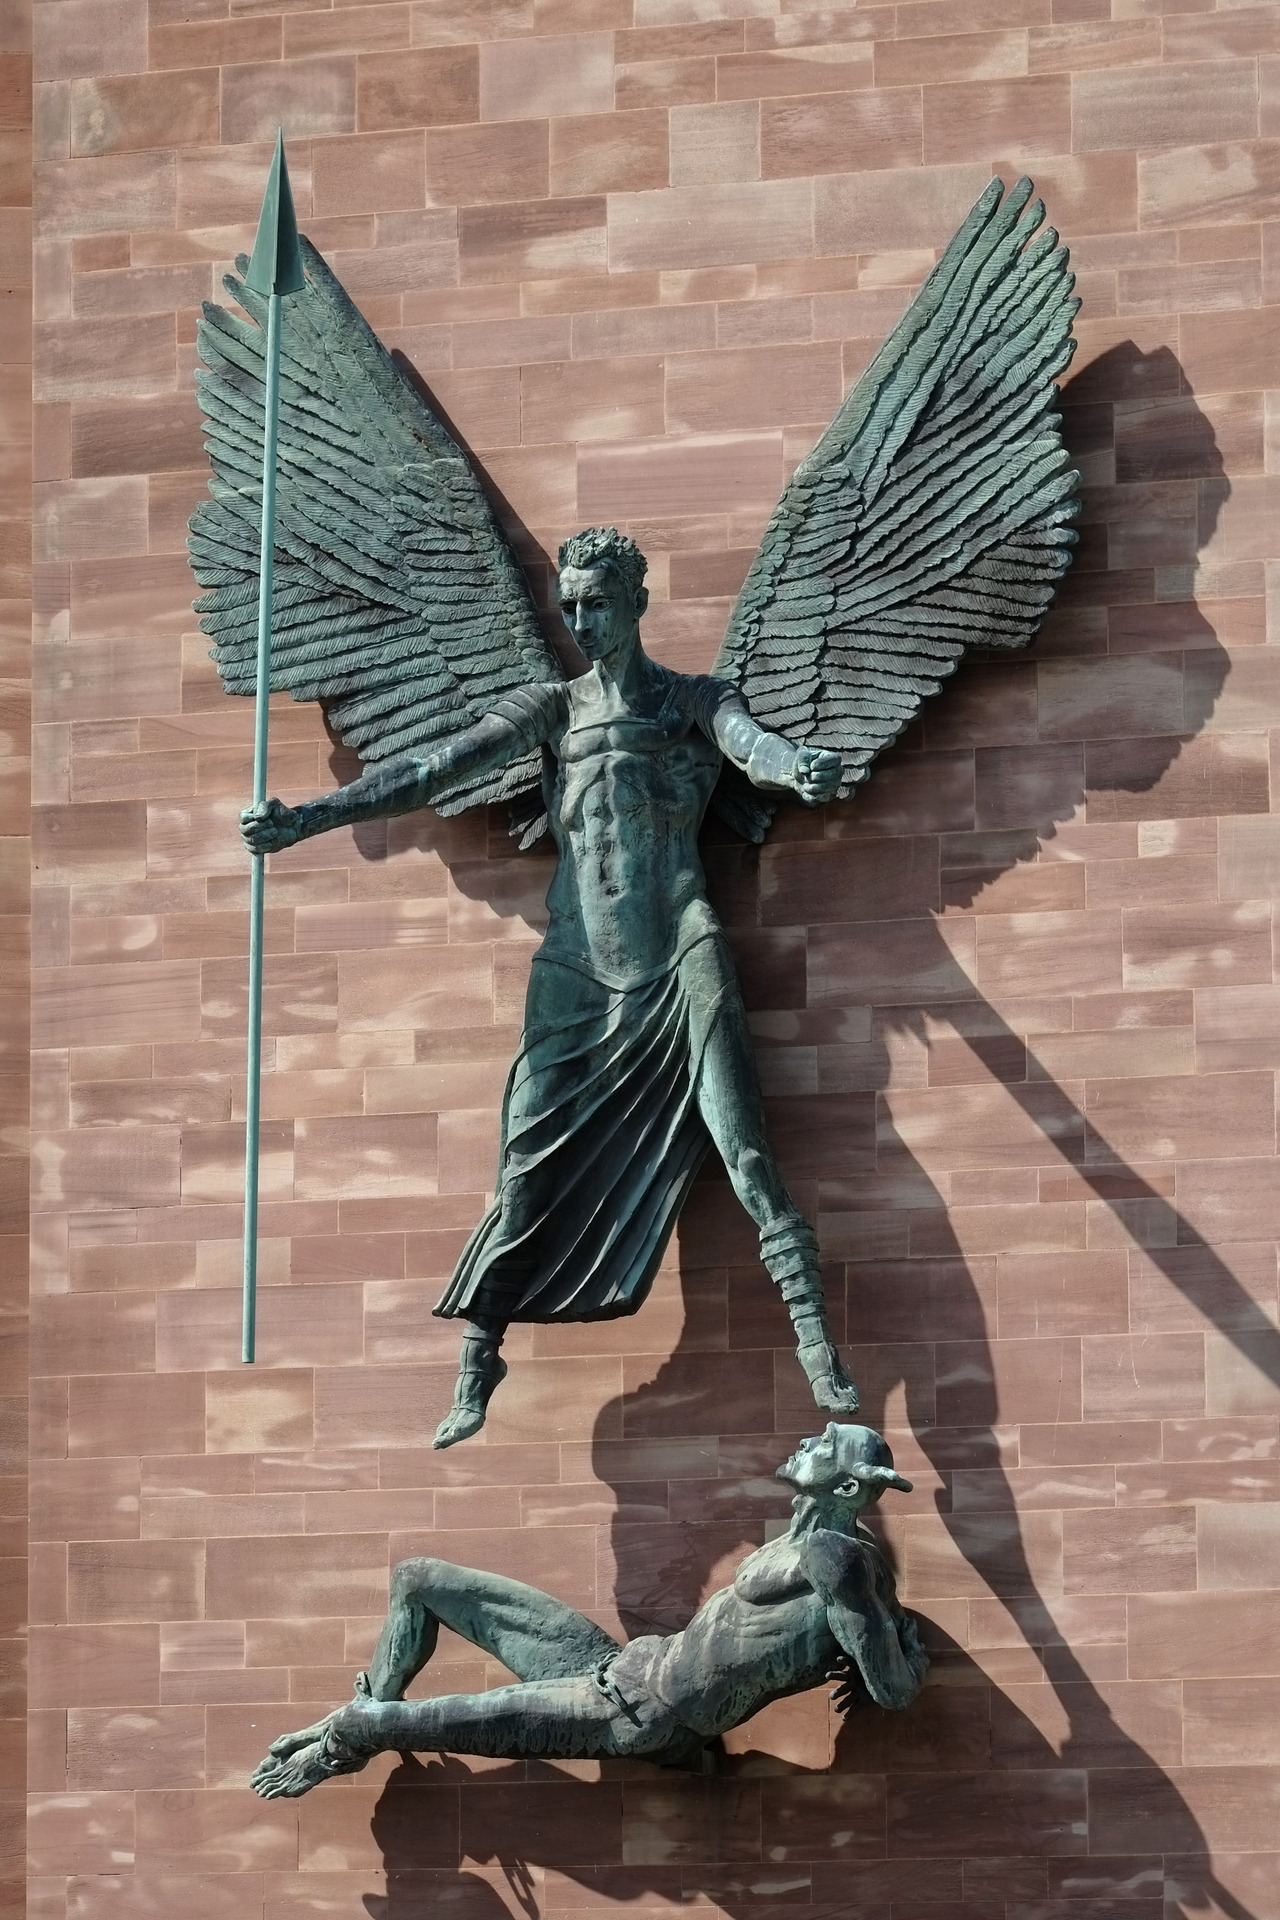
[632,1530,882,1735]
[539,669,723,979]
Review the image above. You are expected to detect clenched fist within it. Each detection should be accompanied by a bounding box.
[791,745,842,806]
[241,797,302,855]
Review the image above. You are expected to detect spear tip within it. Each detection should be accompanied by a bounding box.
[245,128,306,299]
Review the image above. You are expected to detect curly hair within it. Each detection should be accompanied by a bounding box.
[557,526,648,599]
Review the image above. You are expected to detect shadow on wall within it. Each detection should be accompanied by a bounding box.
[355,342,1263,1919]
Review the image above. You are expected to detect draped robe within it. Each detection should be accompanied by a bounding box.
[434,674,746,1326]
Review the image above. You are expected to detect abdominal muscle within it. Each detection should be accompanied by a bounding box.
[640,1590,835,1738]
[539,716,723,981]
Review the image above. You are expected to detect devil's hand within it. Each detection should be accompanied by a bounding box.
[827,1652,873,1718]
[241,797,301,854]
[791,745,842,806]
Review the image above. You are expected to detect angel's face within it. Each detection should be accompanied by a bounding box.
[557,565,642,664]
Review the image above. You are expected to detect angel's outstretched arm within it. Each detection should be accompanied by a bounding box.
[241,686,562,854]
[703,687,842,807]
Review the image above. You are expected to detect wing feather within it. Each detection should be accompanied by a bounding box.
[713,176,1080,797]
[188,237,561,839]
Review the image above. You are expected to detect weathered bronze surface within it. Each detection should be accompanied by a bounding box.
[189,175,1080,1448]
[249,1424,927,1795]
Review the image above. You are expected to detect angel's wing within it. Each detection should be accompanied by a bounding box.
[712,176,1080,802]
[188,238,561,839]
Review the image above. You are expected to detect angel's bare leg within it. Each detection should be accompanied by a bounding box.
[250,1558,622,1793]
[686,944,858,1413]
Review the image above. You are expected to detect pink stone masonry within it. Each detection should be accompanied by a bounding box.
[22,3,1280,1919]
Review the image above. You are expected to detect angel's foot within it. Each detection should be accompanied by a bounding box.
[433,1330,507,1450]
[250,1701,378,1799]
[798,1340,860,1414]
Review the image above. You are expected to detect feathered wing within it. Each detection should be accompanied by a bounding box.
[712,176,1080,810]
[188,237,561,841]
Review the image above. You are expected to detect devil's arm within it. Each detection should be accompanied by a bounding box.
[286,685,562,841]
[801,1529,928,1712]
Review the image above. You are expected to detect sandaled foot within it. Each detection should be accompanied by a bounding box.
[250,1703,375,1799]
[798,1340,860,1414]
[432,1347,507,1450]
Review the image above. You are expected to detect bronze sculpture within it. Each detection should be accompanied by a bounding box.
[249,1424,927,1796]
[189,175,1079,1448]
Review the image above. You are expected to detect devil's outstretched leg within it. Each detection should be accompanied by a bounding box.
[250,1557,624,1794]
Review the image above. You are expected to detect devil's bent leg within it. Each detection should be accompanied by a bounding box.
[368,1558,621,1699]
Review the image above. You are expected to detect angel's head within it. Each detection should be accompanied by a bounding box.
[556,527,649,666]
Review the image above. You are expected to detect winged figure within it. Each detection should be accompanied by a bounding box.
[188,175,1080,1450]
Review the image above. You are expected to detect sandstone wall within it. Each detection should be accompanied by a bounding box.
[24,4,1280,1918]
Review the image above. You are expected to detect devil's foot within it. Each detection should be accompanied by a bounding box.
[433,1352,507,1450]
[255,1713,333,1768]
[250,1734,360,1799]
[798,1341,860,1414]
[251,1703,377,1799]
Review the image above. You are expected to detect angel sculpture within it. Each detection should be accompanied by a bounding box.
[189,175,1079,1450]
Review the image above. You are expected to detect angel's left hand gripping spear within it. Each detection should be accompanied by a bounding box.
[240,132,305,1363]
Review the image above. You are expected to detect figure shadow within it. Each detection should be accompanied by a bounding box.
[356,341,1265,1917]
[356,1636,1253,1920]
[589,339,1266,1915]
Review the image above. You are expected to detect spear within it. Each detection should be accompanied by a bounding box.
[241,131,305,1364]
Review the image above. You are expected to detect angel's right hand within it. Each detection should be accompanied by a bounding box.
[241,797,301,854]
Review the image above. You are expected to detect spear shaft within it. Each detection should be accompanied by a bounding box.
[240,131,304,1365]
[243,287,281,1364]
